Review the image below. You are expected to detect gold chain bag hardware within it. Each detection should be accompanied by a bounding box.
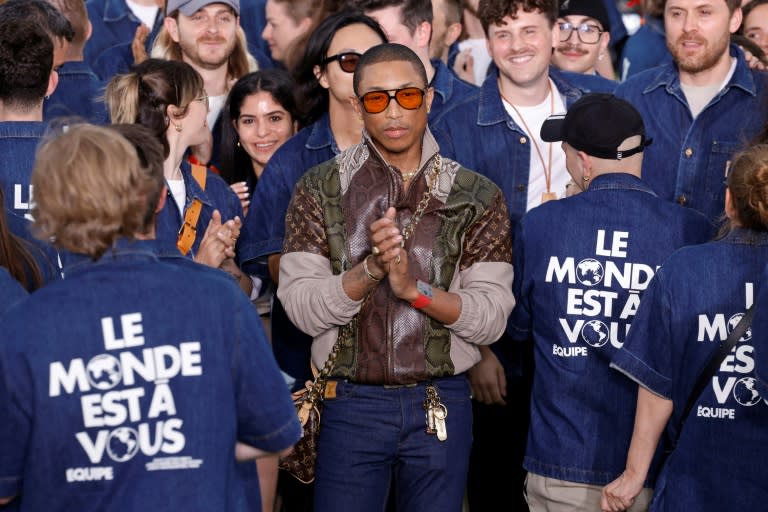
[278,322,350,483]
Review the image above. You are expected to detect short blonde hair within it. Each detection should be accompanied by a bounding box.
[32,124,165,259]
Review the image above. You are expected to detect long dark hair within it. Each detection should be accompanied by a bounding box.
[0,188,42,291]
[293,11,387,126]
[219,68,300,185]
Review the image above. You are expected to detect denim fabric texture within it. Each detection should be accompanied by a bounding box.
[0,239,301,511]
[0,121,63,279]
[0,121,46,223]
[429,59,479,122]
[619,17,670,81]
[155,159,244,260]
[610,228,768,510]
[508,173,714,486]
[85,0,164,69]
[432,66,616,233]
[0,267,27,315]
[44,61,108,124]
[755,264,768,398]
[614,44,768,223]
[314,376,473,512]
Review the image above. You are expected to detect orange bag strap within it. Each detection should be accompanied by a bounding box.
[176,164,207,256]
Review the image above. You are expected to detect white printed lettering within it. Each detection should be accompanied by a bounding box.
[50,359,90,397]
[102,313,145,350]
[552,344,588,357]
[595,230,628,258]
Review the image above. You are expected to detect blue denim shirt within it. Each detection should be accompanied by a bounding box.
[0,267,26,315]
[85,0,164,69]
[615,45,768,223]
[611,229,768,509]
[44,61,108,124]
[509,172,713,486]
[429,59,479,122]
[0,121,45,223]
[432,66,616,232]
[155,160,244,260]
[0,239,301,511]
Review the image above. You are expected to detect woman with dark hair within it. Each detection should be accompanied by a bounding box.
[218,66,300,512]
[292,11,387,126]
[220,68,300,216]
[602,143,768,511]
[105,58,248,291]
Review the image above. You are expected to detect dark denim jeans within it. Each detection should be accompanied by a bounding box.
[314,376,473,512]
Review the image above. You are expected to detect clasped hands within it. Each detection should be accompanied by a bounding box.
[368,207,415,299]
[194,209,241,268]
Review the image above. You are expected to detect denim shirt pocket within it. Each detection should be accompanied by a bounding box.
[705,140,741,205]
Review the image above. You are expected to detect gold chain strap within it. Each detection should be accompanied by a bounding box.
[304,320,353,405]
[400,154,441,242]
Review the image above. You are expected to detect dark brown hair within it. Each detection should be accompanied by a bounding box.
[478,0,557,35]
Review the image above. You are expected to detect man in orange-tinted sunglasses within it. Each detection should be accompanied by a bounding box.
[277,42,515,511]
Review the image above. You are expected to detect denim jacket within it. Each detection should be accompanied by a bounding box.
[44,61,108,124]
[615,45,768,223]
[0,267,27,316]
[429,59,479,122]
[612,229,768,509]
[509,172,713,486]
[155,160,244,260]
[85,0,164,69]
[432,66,616,232]
[0,239,301,511]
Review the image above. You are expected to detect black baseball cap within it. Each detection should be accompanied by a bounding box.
[559,0,611,32]
[540,93,652,160]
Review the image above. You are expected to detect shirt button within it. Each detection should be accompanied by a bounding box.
[520,137,527,144]
[517,184,526,192]
[684,148,693,157]
[677,195,687,205]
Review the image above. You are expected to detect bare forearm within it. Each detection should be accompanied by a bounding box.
[624,386,673,481]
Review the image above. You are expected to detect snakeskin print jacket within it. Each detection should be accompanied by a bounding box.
[277,129,515,385]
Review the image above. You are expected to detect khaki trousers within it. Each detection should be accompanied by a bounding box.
[525,473,652,512]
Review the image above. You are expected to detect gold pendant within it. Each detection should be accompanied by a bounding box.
[541,191,557,203]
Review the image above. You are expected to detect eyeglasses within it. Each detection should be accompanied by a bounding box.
[558,22,604,44]
[194,91,210,109]
[320,52,362,73]
[359,87,426,114]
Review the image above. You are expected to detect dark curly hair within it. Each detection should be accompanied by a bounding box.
[478,0,557,35]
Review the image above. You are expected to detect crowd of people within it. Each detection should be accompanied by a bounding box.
[0,0,767,510]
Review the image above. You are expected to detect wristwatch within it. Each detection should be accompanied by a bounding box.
[410,279,433,309]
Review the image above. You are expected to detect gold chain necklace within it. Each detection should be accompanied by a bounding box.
[401,154,441,242]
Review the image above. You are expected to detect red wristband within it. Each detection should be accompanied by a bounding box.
[410,280,433,309]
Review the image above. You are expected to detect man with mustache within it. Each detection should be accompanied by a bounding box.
[615,0,768,224]
[551,0,612,76]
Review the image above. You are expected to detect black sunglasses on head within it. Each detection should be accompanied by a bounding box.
[320,52,362,73]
